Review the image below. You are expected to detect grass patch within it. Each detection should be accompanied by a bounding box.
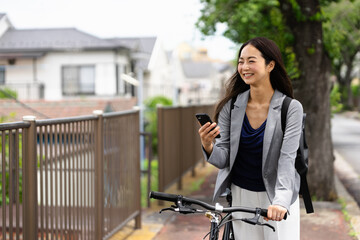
[190,178,205,192]
[311,195,323,202]
[337,197,359,238]
[141,159,158,208]
[338,198,351,222]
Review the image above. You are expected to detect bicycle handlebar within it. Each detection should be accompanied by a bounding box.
[149,191,287,219]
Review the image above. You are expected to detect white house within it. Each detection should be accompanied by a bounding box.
[171,42,235,105]
[0,13,158,102]
[0,13,234,108]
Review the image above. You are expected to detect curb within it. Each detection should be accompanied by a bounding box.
[334,150,360,240]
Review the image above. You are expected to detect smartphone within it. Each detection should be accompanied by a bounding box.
[195,113,221,138]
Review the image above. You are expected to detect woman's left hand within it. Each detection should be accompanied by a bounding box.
[265,205,287,221]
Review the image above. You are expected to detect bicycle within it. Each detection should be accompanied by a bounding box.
[149,190,287,240]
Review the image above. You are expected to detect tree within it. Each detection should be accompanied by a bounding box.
[323,0,360,109]
[196,0,338,200]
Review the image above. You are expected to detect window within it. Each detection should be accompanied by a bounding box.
[62,65,95,96]
[0,66,5,85]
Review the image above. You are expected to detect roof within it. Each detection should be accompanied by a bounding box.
[0,28,122,53]
[181,61,213,78]
[212,62,234,73]
[108,37,156,54]
[108,37,157,69]
[0,14,157,65]
[0,97,137,122]
[0,26,157,67]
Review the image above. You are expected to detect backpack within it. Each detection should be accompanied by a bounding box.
[230,96,314,214]
[281,96,314,214]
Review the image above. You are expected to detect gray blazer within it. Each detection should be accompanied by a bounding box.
[204,89,302,211]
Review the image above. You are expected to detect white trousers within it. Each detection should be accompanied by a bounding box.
[231,184,300,240]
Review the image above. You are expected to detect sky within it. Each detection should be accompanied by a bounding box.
[1,0,239,61]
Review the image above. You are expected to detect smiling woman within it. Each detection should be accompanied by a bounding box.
[197,37,302,240]
[238,45,274,88]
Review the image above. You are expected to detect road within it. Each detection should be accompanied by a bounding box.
[331,114,360,174]
[331,113,360,207]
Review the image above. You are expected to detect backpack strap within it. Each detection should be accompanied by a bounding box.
[230,95,237,111]
[281,96,292,133]
[301,175,314,213]
[230,95,237,117]
[281,96,314,214]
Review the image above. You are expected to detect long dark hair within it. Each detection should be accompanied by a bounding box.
[214,37,294,122]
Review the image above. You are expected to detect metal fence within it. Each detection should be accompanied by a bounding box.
[157,104,215,193]
[0,110,141,240]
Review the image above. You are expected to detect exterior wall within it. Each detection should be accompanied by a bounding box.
[39,51,117,100]
[3,58,35,83]
[1,50,132,100]
[115,49,132,96]
[171,49,188,105]
[0,58,44,100]
[144,39,173,101]
[0,15,12,37]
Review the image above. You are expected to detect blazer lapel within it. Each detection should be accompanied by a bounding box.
[262,90,283,168]
[230,90,249,169]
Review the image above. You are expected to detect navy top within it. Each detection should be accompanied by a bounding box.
[231,113,266,192]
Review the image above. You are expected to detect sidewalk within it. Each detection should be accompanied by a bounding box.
[111,153,360,240]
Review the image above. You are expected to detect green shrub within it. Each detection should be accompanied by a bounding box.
[0,134,23,206]
[141,159,158,207]
[330,84,344,113]
[0,87,17,99]
[352,84,359,97]
[144,96,172,156]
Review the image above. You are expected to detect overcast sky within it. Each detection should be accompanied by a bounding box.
[1,0,238,61]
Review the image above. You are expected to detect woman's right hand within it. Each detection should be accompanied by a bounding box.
[198,122,220,155]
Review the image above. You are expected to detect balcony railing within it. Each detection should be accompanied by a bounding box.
[1,82,45,100]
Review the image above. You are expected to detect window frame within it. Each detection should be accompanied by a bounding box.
[61,65,95,96]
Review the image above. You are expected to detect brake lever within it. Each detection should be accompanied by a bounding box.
[159,206,197,214]
[241,208,276,232]
[159,207,176,213]
[241,219,275,232]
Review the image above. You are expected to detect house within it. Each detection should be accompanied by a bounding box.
[172,42,235,105]
[0,13,165,121]
[107,36,169,101]
[0,13,158,102]
[0,13,234,122]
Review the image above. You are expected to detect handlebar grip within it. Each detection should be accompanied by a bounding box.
[261,209,288,220]
[260,209,268,218]
[149,191,179,202]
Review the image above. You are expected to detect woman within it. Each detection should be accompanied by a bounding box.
[198,37,302,240]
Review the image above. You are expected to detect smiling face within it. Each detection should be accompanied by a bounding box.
[238,44,274,87]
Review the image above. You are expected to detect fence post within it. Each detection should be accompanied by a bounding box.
[177,108,182,191]
[93,110,104,239]
[22,115,38,239]
[157,107,165,206]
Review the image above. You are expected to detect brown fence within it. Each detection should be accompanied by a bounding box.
[157,104,215,193]
[0,110,141,240]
